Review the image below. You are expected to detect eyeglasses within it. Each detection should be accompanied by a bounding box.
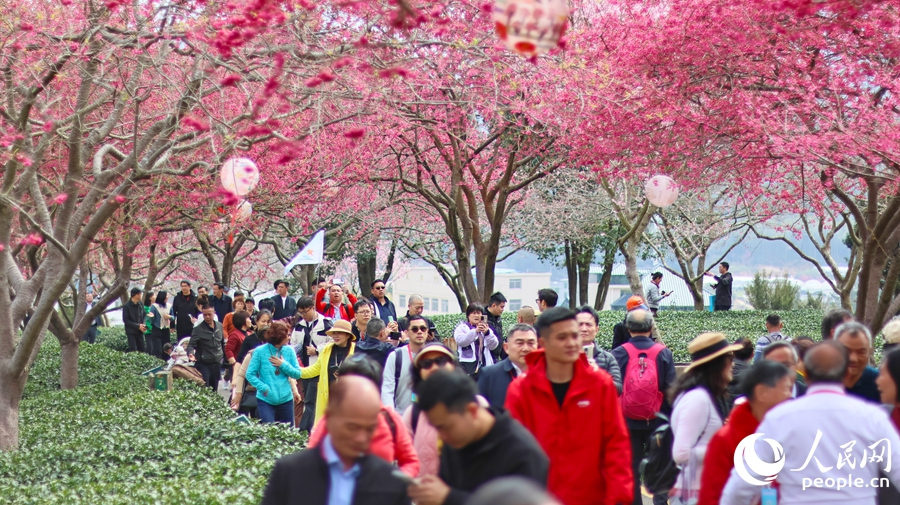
[409,326,428,333]
[418,355,452,370]
[357,310,372,316]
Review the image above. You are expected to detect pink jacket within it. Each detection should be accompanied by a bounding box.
[309,406,420,477]
[402,405,440,478]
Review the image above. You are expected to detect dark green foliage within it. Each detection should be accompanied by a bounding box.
[2,329,306,504]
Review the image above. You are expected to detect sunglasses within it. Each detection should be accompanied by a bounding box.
[418,355,452,370]
[373,286,385,290]
[409,326,428,333]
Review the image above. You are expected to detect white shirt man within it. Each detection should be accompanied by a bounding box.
[721,342,900,505]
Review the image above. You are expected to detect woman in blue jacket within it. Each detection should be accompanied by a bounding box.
[246,320,302,424]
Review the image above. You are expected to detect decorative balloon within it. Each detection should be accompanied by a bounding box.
[234,200,253,222]
[493,0,569,58]
[220,158,259,197]
[645,175,679,208]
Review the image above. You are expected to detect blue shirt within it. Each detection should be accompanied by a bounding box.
[322,435,360,505]
[847,365,880,404]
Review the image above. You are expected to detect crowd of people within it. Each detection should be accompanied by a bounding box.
[110,270,900,505]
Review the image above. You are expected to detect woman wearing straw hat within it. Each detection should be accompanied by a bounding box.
[668,332,741,504]
[300,319,357,426]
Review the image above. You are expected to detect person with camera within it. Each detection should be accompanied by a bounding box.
[453,304,499,380]
[646,272,671,316]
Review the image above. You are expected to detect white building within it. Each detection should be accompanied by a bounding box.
[387,266,552,314]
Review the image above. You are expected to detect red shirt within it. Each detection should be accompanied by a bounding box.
[505,349,633,505]
[225,329,246,362]
[698,400,760,505]
[314,288,358,320]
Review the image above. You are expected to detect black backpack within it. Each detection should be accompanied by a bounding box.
[639,412,681,494]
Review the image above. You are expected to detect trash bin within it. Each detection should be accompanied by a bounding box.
[709,294,716,313]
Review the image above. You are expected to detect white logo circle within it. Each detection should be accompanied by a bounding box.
[734,433,786,486]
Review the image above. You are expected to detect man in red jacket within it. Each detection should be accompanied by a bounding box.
[505,307,633,505]
[315,281,358,321]
[697,360,793,505]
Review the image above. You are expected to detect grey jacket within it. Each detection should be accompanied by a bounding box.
[591,343,623,394]
[646,283,664,309]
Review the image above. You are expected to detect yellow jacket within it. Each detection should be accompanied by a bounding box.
[301,342,356,424]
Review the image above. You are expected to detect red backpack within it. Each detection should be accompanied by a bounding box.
[619,342,665,420]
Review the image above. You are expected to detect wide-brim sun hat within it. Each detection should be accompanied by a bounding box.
[413,342,456,367]
[683,332,743,372]
[326,319,357,341]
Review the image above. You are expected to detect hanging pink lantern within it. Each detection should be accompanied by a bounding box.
[493,0,569,58]
[220,158,259,197]
[645,175,679,208]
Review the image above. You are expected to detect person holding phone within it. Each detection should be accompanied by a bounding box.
[453,304,499,380]
[646,272,671,316]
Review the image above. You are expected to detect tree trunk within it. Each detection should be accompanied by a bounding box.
[60,340,80,390]
[577,248,591,306]
[594,252,615,311]
[382,239,398,283]
[0,374,25,451]
[691,278,705,311]
[356,252,377,298]
[621,239,644,296]
[564,240,577,310]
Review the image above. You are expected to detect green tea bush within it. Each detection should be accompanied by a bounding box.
[431,309,835,363]
[2,330,307,505]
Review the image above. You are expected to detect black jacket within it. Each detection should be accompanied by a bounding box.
[122,300,145,337]
[269,295,297,321]
[355,336,397,369]
[712,272,733,307]
[611,335,677,429]
[477,359,518,409]
[188,321,225,365]
[237,331,263,364]
[262,447,411,505]
[171,292,198,338]
[211,294,233,322]
[486,311,504,360]
[439,407,549,505]
[611,318,629,350]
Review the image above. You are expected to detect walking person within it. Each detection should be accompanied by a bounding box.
[261,376,411,505]
[292,296,334,432]
[370,279,398,325]
[611,309,675,505]
[485,292,506,361]
[149,291,172,360]
[222,294,246,338]
[269,279,297,321]
[383,315,429,412]
[225,310,251,379]
[246,320,303,425]
[80,292,103,344]
[576,306,623,393]
[835,321,881,403]
[211,283,233,322]
[645,272,670,316]
[187,304,226,390]
[453,304,499,379]
[171,280,199,339]
[300,319,357,427]
[704,262,733,311]
[721,342,900,504]
[123,287,147,353]
[506,307,633,505]
[407,370,549,505]
[698,360,793,505]
[754,313,788,362]
[402,342,463,478]
[306,355,420,477]
[478,324,538,408]
[669,332,738,504]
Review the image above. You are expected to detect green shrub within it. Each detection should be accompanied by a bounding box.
[2,331,307,505]
[433,309,833,363]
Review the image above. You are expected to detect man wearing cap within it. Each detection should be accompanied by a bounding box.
[612,296,649,350]
[269,280,297,321]
[383,315,429,412]
[612,309,675,505]
[506,307,632,505]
